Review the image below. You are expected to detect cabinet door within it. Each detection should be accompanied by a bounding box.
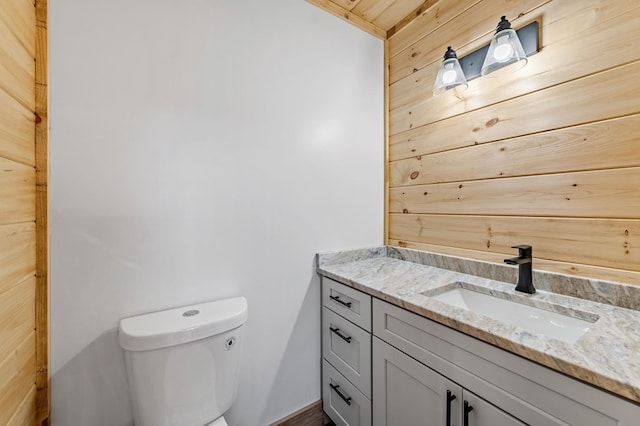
[373,337,462,426]
[462,391,527,426]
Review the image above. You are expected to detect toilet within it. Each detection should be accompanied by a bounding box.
[118,297,248,426]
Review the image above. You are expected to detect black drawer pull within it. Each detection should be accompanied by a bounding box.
[446,390,456,426]
[330,294,352,308]
[329,383,352,406]
[329,326,352,343]
[464,401,474,426]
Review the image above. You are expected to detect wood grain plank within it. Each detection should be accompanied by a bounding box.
[305,0,386,39]
[0,277,35,372]
[389,1,640,130]
[0,0,36,57]
[386,0,441,39]
[7,384,36,426]
[388,0,546,84]
[390,59,640,150]
[0,331,36,426]
[0,331,35,402]
[369,0,426,31]
[0,86,36,166]
[388,0,481,56]
[329,0,364,12]
[35,4,51,425]
[36,23,47,87]
[0,156,36,224]
[0,13,35,111]
[0,222,36,296]
[390,168,640,219]
[35,4,49,424]
[36,0,46,26]
[389,214,639,272]
[388,240,640,285]
[351,0,396,22]
[390,114,640,183]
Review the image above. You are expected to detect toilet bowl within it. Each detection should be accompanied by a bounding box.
[119,297,248,426]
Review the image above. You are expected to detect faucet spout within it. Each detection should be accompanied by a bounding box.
[504,256,530,265]
[504,245,535,294]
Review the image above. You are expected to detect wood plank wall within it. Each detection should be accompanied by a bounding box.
[0,0,47,424]
[386,0,640,284]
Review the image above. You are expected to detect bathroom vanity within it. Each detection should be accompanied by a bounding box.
[318,247,640,426]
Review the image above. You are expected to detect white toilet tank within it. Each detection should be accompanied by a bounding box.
[119,297,248,426]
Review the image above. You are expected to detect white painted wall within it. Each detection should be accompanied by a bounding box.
[49,0,383,425]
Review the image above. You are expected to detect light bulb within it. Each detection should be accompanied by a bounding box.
[494,44,512,62]
[493,36,513,62]
[433,47,468,96]
[442,69,457,84]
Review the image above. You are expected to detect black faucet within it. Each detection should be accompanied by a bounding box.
[504,245,535,294]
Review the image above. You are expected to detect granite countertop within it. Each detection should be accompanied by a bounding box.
[316,246,640,404]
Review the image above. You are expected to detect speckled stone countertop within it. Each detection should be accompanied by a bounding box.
[316,246,640,404]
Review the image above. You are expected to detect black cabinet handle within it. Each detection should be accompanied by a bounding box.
[329,383,352,406]
[329,326,352,343]
[329,294,352,308]
[463,401,474,426]
[446,390,457,426]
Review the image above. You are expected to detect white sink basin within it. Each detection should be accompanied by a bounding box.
[428,284,597,344]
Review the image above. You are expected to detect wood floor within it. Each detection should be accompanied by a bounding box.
[270,400,334,426]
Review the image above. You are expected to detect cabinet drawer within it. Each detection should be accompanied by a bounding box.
[323,278,371,332]
[323,307,372,398]
[323,359,371,426]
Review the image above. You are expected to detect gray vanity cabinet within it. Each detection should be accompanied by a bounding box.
[321,278,640,426]
[373,337,525,426]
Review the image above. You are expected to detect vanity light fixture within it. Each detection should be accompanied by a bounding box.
[481,16,528,76]
[433,46,468,96]
[431,17,539,95]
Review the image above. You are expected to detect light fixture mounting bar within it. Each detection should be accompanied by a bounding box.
[458,21,539,82]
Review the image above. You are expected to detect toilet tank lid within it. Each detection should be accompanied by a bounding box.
[118,296,248,351]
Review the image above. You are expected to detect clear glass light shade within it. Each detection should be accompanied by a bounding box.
[433,58,468,96]
[481,28,527,76]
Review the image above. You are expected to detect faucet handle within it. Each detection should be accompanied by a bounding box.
[511,245,532,257]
